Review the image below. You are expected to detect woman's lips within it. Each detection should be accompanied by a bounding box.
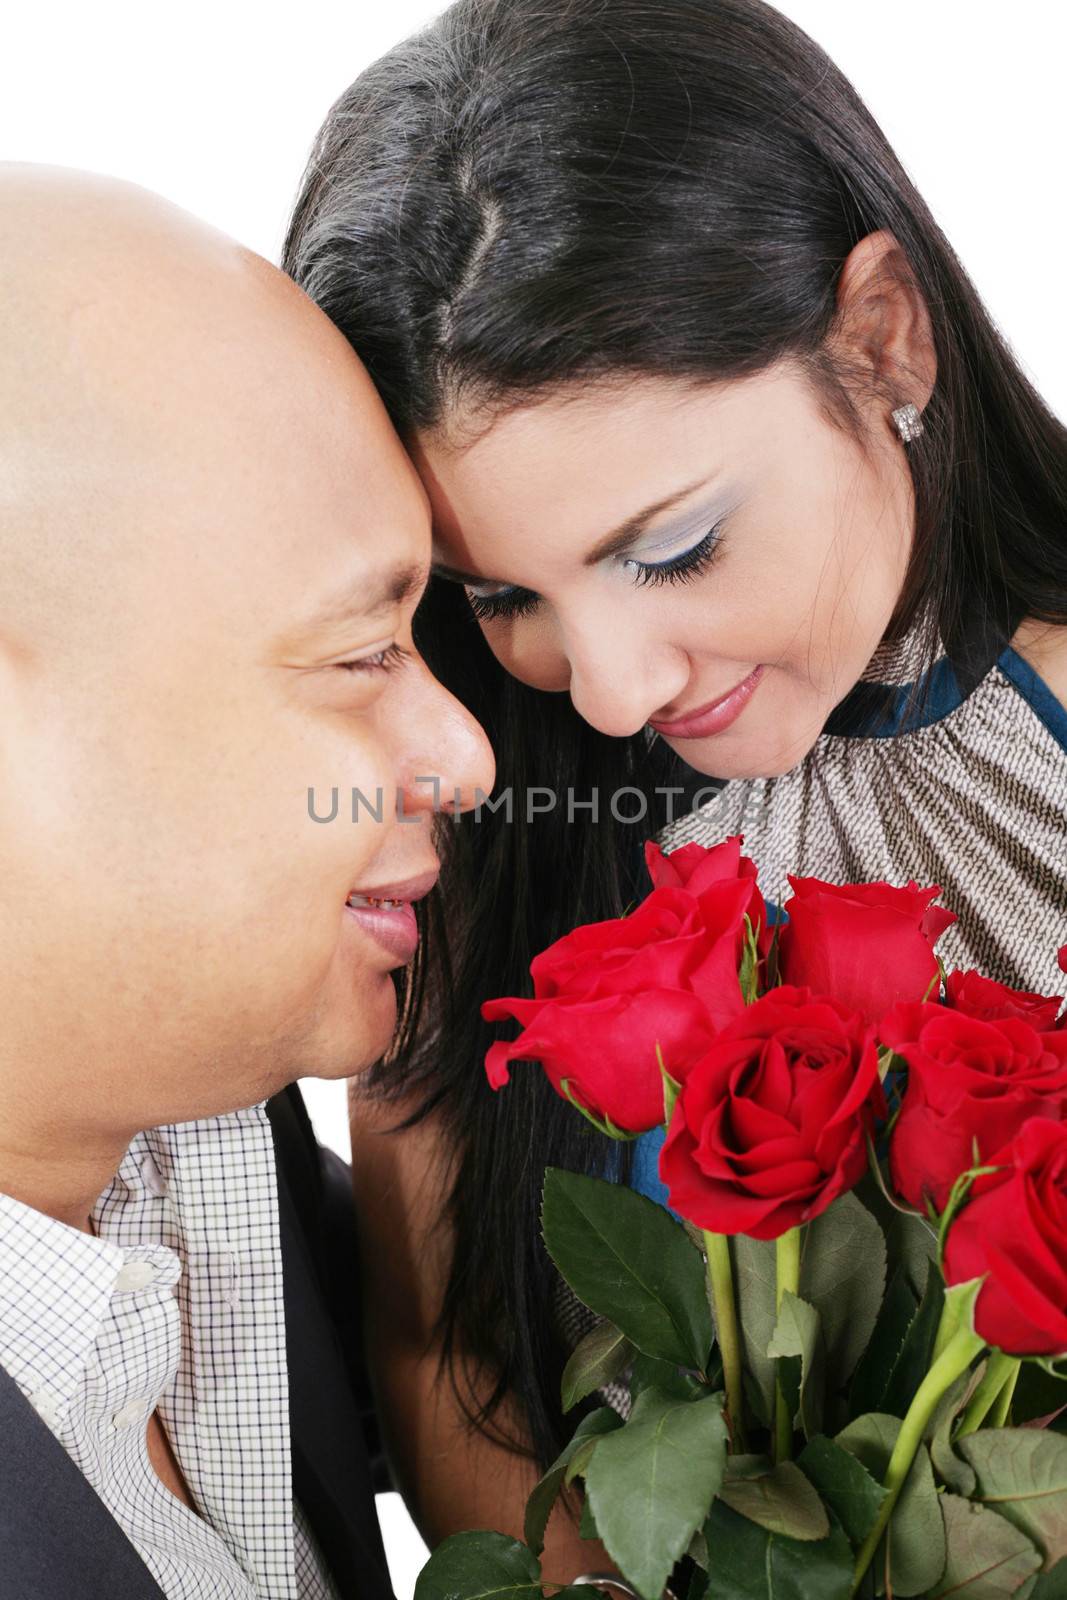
[648,665,765,740]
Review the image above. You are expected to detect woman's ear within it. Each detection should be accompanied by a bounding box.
[831,228,937,418]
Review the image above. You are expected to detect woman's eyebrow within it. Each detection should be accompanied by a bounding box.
[431,472,719,585]
[581,472,719,565]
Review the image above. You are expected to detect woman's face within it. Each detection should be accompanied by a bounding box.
[414,360,915,779]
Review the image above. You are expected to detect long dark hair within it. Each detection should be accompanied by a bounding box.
[283,0,1067,1468]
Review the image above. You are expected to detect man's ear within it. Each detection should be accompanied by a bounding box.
[830,228,937,420]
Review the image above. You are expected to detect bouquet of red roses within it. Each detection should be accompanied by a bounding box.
[416,835,1067,1600]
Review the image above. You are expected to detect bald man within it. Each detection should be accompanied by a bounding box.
[0,166,494,1600]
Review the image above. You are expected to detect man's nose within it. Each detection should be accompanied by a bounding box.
[396,663,496,818]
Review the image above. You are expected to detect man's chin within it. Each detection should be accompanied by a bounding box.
[316,973,399,1080]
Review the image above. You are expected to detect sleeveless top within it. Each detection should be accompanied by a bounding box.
[554,609,1067,1372]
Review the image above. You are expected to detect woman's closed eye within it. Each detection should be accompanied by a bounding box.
[464,520,726,623]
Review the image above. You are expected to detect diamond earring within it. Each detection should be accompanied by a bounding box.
[891,401,924,442]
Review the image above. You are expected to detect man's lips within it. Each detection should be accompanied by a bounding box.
[648,665,765,740]
[344,866,440,964]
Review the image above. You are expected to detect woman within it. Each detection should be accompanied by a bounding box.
[282,0,1067,1580]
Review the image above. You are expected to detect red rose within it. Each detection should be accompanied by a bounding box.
[777,878,956,1025]
[482,887,725,1132]
[483,985,717,1132]
[658,985,884,1239]
[644,835,774,1008]
[944,968,1063,1031]
[1059,943,1067,976]
[482,838,771,1131]
[944,1118,1067,1356]
[885,1001,1067,1212]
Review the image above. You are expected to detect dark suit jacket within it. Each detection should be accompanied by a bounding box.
[0,1084,396,1600]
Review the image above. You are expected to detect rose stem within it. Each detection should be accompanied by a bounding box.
[703,1230,746,1452]
[849,1322,985,1598]
[774,1226,802,1464]
[955,1351,1021,1438]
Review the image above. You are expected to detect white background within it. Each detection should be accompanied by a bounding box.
[3,4,1063,1596]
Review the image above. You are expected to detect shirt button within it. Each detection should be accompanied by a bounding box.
[115,1260,157,1291]
[29,1388,61,1428]
[112,1399,148,1429]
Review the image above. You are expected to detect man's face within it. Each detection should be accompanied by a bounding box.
[0,200,493,1137]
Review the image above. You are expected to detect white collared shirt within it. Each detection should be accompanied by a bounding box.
[0,1099,343,1600]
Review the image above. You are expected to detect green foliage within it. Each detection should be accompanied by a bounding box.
[718,1455,830,1541]
[767,1292,826,1441]
[798,1435,886,1548]
[930,1494,1041,1598]
[414,1533,546,1600]
[561,1322,635,1412]
[836,1413,946,1596]
[524,1408,622,1556]
[584,1388,729,1600]
[542,1169,713,1370]
[733,1194,886,1424]
[702,1498,853,1598]
[961,1429,1067,1572]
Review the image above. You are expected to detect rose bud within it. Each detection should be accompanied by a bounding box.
[777,877,956,1025]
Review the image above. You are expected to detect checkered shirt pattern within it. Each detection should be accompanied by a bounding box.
[0,1098,343,1599]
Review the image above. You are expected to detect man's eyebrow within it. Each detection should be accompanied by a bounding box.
[302,560,430,628]
[430,473,718,586]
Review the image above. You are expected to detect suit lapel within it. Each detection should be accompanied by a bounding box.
[0,1359,167,1600]
[274,1151,395,1600]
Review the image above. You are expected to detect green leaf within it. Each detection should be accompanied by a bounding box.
[561,1322,635,1412]
[929,1372,980,1497]
[585,1388,728,1600]
[961,1428,1067,1571]
[856,1169,938,1299]
[767,1292,826,1441]
[849,1268,921,1417]
[835,1414,946,1597]
[579,1496,599,1541]
[929,1493,1041,1598]
[719,1457,830,1541]
[732,1232,780,1423]
[800,1194,887,1387]
[733,1195,886,1424]
[798,1434,887,1548]
[542,1169,713,1370]
[702,1498,853,1598]
[524,1408,622,1556]
[414,1532,542,1600]
[628,1350,706,1403]
[1027,1558,1067,1597]
[880,1260,945,1419]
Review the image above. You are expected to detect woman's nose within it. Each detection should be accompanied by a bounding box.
[566,629,691,741]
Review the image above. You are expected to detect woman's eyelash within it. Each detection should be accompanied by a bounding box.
[467,586,541,623]
[335,643,412,675]
[626,524,724,588]
[466,523,725,623]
